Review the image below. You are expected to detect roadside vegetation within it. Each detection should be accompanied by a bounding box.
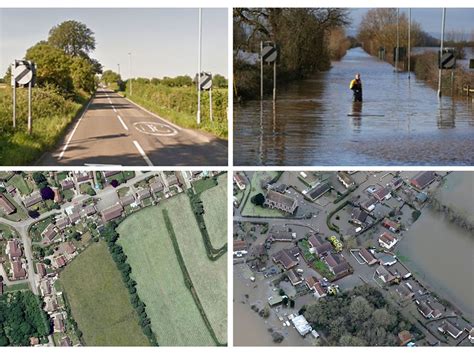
[233,8,351,99]
[60,241,149,346]
[103,72,228,139]
[357,8,474,97]
[0,20,101,165]
[304,284,421,346]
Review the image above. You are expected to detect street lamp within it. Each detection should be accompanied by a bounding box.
[117,63,120,76]
[128,52,133,96]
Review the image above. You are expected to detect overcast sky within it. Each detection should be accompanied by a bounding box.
[348,8,474,37]
[0,8,228,78]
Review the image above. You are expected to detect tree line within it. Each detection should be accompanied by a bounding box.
[4,20,101,99]
[101,222,158,346]
[233,8,351,99]
[101,71,228,91]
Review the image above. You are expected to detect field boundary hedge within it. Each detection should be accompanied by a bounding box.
[162,209,225,346]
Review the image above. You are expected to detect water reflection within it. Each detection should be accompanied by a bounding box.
[234,47,474,166]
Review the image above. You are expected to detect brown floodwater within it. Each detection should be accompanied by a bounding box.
[234,47,474,166]
[398,173,474,320]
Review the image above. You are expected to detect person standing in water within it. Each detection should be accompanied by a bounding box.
[350,73,363,102]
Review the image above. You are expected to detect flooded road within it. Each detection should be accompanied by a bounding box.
[398,173,474,320]
[234,47,474,166]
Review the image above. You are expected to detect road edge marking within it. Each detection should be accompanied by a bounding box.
[58,97,93,160]
[117,115,129,131]
[132,140,153,166]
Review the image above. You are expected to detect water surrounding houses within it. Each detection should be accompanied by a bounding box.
[399,173,474,320]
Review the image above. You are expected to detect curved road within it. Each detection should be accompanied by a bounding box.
[38,89,227,166]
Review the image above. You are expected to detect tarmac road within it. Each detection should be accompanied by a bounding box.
[38,88,227,166]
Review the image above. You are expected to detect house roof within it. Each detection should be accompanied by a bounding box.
[307,182,330,200]
[359,248,376,265]
[287,269,301,285]
[379,232,397,244]
[305,275,318,289]
[23,191,43,208]
[265,190,297,211]
[410,171,436,190]
[233,240,247,252]
[0,194,16,214]
[373,186,391,201]
[60,179,75,190]
[120,194,135,206]
[12,260,26,279]
[150,181,164,193]
[351,207,368,223]
[272,248,298,270]
[101,203,124,222]
[398,330,413,345]
[7,239,22,258]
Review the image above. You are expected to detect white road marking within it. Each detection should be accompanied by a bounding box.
[133,140,153,166]
[123,97,182,131]
[112,106,117,112]
[117,115,129,131]
[133,121,178,136]
[58,98,93,160]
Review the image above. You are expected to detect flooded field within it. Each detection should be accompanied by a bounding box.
[234,47,474,166]
[399,173,474,320]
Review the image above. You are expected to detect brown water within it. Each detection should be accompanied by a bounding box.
[399,173,474,320]
[234,47,474,166]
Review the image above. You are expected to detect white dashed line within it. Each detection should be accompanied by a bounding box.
[112,106,117,113]
[133,140,153,166]
[117,115,129,131]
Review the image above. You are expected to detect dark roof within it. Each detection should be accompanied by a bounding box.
[272,248,298,270]
[351,207,368,223]
[0,194,16,214]
[307,182,330,200]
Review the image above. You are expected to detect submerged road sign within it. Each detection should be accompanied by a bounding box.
[439,49,456,69]
[262,45,278,63]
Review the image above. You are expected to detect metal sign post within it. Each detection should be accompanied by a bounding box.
[260,42,278,101]
[260,41,263,100]
[438,8,446,97]
[11,60,36,134]
[408,9,411,79]
[395,8,400,72]
[209,86,213,122]
[11,64,16,128]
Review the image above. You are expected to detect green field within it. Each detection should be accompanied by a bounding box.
[8,174,32,195]
[117,206,215,346]
[200,173,227,249]
[165,193,227,344]
[60,241,149,346]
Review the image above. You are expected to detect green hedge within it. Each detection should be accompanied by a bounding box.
[124,81,228,139]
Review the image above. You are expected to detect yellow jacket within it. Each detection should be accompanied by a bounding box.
[349,79,361,89]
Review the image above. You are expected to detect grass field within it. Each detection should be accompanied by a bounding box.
[117,206,215,346]
[200,173,227,249]
[164,193,227,344]
[8,174,32,195]
[60,241,149,346]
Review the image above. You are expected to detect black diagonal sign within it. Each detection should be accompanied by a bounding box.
[262,45,277,63]
[439,51,455,70]
[199,73,212,91]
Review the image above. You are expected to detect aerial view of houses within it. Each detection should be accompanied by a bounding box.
[0,170,227,346]
[233,171,473,347]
